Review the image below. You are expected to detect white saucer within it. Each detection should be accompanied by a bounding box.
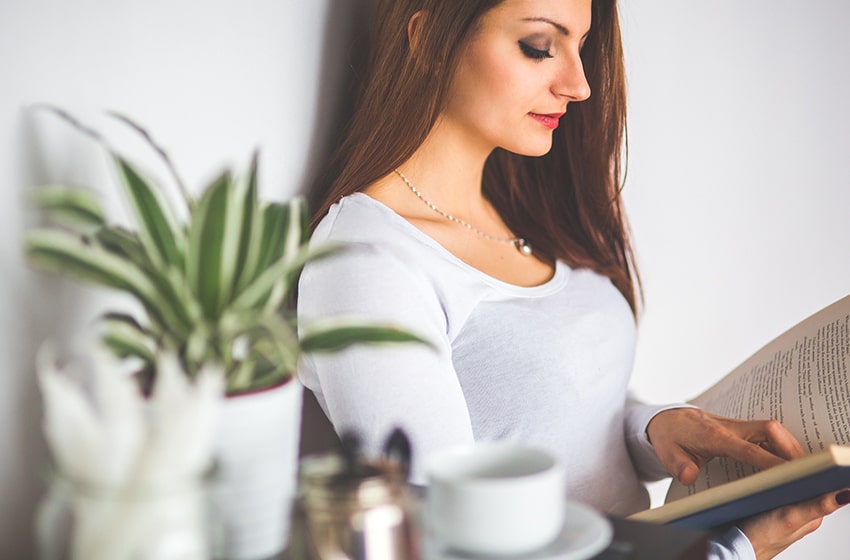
[424,500,613,560]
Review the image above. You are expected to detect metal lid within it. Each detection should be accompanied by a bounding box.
[299,454,407,510]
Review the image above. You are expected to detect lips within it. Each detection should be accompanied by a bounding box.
[529,112,565,130]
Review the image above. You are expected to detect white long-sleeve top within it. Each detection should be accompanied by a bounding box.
[297,193,754,557]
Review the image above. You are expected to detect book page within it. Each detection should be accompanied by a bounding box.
[666,295,850,502]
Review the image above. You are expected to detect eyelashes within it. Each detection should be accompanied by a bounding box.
[518,40,553,60]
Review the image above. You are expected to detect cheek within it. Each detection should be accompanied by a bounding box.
[469,52,509,87]
[470,53,528,107]
[454,40,529,104]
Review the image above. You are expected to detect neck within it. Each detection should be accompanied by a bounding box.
[398,116,494,215]
[378,118,534,258]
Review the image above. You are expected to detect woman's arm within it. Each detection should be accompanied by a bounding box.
[297,242,475,482]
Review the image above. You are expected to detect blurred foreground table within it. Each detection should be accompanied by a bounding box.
[282,515,708,559]
[591,516,707,560]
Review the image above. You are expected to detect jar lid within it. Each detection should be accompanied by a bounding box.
[299,454,406,509]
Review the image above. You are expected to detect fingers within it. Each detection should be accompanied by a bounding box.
[671,434,798,486]
[777,489,850,536]
[748,419,805,460]
[739,489,850,559]
[719,434,788,471]
[819,489,850,515]
[676,463,701,486]
[789,490,849,531]
[658,444,706,486]
[664,450,701,486]
[719,417,805,467]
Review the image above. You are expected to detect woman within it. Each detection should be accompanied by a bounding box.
[297,1,848,558]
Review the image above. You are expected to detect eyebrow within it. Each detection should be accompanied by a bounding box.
[522,17,589,39]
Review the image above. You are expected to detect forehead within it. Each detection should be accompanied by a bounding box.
[480,0,592,34]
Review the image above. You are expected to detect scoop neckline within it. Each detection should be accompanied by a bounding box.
[342,193,570,296]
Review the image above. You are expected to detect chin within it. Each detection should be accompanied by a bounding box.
[505,139,554,158]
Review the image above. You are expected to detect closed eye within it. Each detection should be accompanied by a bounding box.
[518,40,552,60]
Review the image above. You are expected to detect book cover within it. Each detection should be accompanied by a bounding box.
[630,445,850,527]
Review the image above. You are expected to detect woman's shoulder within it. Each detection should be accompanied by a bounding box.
[299,194,451,328]
[307,193,441,287]
[313,193,415,245]
[311,192,460,277]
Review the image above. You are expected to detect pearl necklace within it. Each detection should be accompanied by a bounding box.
[394,170,533,257]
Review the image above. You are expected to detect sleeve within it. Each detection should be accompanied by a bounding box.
[297,241,475,484]
[623,393,698,481]
[707,526,756,560]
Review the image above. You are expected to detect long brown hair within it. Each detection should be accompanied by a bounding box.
[311,0,640,314]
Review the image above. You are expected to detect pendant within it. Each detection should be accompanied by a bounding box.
[514,238,533,256]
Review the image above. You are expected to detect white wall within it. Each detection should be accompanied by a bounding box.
[620,1,850,557]
[0,0,369,556]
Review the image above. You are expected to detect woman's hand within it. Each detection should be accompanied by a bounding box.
[646,408,850,558]
[740,489,850,559]
[645,408,804,486]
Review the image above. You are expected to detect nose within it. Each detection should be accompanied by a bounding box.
[553,51,591,102]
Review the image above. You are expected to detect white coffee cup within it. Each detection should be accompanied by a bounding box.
[425,442,566,556]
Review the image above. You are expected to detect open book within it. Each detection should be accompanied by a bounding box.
[630,294,850,528]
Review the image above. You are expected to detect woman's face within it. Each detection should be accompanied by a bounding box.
[439,0,592,157]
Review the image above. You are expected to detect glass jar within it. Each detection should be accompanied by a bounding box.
[36,470,210,560]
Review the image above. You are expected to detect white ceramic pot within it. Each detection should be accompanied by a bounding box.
[210,378,303,560]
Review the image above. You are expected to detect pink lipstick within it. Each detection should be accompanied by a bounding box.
[529,112,564,129]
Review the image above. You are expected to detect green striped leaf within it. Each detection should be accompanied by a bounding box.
[216,166,251,309]
[100,311,149,333]
[282,197,307,264]
[233,200,285,298]
[24,229,160,309]
[186,171,231,319]
[231,153,259,297]
[257,202,289,275]
[31,185,105,228]
[234,200,264,295]
[232,194,307,299]
[227,353,284,394]
[230,242,342,312]
[185,322,214,373]
[222,313,298,392]
[227,359,257,392]
[263,280,288,313]
[99,314,156,364]
[297,194,309,244]
[95,228,195,338]
[244,349,290,388]
[144,264,197,338]
[260,240,342,313]
[94,226,150,267]
[299,317,433,353]
[114,156,184,268]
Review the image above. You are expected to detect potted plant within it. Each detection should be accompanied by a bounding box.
[23,107,427,559]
